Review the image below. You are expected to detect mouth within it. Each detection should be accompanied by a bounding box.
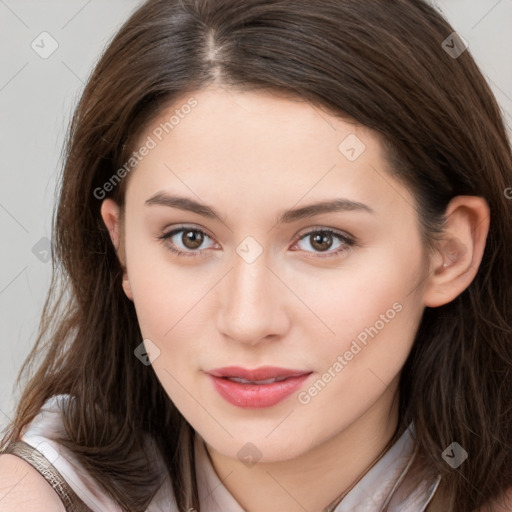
[221,376,290,385]
[206,366,313,408]
[207,366,311,381]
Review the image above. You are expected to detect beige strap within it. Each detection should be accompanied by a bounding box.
[2,440,93,512]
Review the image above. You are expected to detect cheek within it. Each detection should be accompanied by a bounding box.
[289,242,424,337]
[122,226,192,338]
[295,295,421,436]
[123,230,223,370]
[292,244,425,386]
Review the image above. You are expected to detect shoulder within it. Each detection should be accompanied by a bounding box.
[0,452,66,511]
[0,394,73,511]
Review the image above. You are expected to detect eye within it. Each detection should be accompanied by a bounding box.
[157,225,218,257]
[291,228,354,258]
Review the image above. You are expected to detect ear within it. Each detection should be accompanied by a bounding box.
[100,198,133,301]
[423,195,490,308]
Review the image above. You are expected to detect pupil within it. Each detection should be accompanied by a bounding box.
[183,230,203,249]
[311,232,332,252]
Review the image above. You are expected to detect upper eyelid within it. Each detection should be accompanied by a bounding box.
[296,225,353,240]
[161,224,215,242]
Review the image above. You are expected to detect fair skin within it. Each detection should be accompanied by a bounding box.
[101,86,489,512]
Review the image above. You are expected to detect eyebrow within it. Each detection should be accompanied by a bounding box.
[145,192,374,224]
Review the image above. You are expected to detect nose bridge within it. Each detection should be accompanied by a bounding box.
[232,249,271,304]
[216,244,288,344]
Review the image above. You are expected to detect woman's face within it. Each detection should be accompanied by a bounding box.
[107,86,433,462]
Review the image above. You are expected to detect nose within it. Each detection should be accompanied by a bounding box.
[216,249,291,346]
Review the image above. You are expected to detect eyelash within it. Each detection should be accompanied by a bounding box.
[156,224,355,259]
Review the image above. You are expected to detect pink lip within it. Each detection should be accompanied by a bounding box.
[206,366,313,408]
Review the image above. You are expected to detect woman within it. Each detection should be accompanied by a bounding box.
[1,0,511,511]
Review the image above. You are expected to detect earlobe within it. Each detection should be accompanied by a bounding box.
[423,195,490,308]
[122,273,134,301]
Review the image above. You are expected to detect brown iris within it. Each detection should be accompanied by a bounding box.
[181,230,204,250]
[310,231,334,252]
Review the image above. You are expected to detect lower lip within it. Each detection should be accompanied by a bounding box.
[208,373,312,408]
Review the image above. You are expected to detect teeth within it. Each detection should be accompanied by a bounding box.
[227,376,288,384]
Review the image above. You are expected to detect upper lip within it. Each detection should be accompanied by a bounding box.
[207,366,311,381]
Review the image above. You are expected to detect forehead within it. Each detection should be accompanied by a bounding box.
[125,86,416,221]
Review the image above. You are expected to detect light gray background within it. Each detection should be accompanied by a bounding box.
[0,0,511,431]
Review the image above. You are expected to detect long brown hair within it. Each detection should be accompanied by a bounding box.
[1,1,511,510]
